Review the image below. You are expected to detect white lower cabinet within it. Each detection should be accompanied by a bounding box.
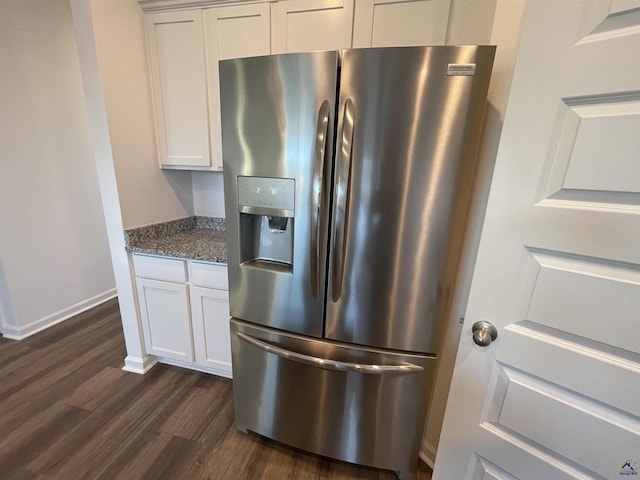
[136,277,194,363]
[190,286,231,376]
[133,254,231,377]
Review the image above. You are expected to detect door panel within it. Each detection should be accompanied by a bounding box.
[435,1,640,478]
[146,11,210,167]
[490,365,637,477]
[325,46,495,353]
[205,3,270,170]
[136,278,193,362]
[191,286,231,377]
[539,94,640,205]
[220,52,338,337]
[523,249,640,354]
[467,456,518,480]
[352,0,451,48]
[271,0,353,53]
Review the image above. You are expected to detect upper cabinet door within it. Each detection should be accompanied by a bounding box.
[271,0,354,53]
[352,0,451,48]
[146,11,211,168]
[205,3,271,170]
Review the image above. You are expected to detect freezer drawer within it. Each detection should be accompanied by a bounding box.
[230,319,437,475]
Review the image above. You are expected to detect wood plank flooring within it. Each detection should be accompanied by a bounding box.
[0,299,433,479]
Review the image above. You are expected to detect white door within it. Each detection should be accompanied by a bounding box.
[434,1,640,479]
[190,285,232,378]
[352,0,450,48]
[136,278,194,363]
[270,0,354,53]
[145,10,210,168]
[205,3,271,169]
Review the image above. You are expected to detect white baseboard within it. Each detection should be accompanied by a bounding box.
[420,439,437,470]
[156,356,233,379]
[121,355,233,379]
[1,288,117,340]
[122,355,158,374]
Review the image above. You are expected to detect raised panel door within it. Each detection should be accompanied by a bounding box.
[136,277,194,363]
[352,0,451,48]
[205,3,271,170]
[190,286,231,378]
[435,1,640,478]
[146,10,210,168]
[271,0,354,53]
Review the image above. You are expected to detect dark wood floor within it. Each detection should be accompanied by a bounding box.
[0,299,433,479]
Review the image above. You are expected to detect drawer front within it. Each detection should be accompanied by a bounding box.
[230,319,436,474]
[133,254,187,283]
[190,261,228,290]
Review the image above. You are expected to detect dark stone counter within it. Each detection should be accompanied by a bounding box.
[124,216,227,263]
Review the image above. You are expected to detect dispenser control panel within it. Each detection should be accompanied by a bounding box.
[237,176,295,213]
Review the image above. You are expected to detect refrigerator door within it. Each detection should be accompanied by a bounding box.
[220,52,338,337]
[230,318,436,476]
[327,46,496,353]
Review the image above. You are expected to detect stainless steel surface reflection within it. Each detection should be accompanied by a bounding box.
[326,47,496,353]
[220,46,495,479]
[231,319,436,474]
[220,51,338,337]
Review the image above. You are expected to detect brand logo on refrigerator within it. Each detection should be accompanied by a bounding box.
[447,63,477,76]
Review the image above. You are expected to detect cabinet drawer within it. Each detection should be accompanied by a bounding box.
[133,255,187,283]
[190,261,228,290]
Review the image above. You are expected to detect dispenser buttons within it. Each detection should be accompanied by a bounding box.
[238,176,295,212]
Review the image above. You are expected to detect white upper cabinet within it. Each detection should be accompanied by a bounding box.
[142,0,453,170]
[271,0,354,53]
[205,3,271,170]
[353,0,451,48]
[132,255,232,377]
[145,4,269,170]
[146,10,211,168]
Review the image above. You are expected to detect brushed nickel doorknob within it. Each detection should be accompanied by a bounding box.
[472,321,498,347]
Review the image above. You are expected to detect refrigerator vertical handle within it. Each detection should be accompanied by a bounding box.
[331,99,355,302]
[310,101,330,299]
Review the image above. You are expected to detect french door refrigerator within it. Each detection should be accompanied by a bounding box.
[220,46,495,479]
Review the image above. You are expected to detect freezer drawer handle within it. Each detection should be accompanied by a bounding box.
[236,332,423,375]
[310,100,330,299]
[331,98,355,302]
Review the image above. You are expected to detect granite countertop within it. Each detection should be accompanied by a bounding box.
[124,216,227,263]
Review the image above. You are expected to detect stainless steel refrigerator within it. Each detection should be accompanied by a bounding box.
[220,46,495,479]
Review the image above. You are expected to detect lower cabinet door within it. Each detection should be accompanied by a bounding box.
[136,278,194,362]
[190,286,231,377]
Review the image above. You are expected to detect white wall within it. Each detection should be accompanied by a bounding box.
[70,0,197,373]
[192,171,226,218]
[0,260,17,333]
[0,0,115,338]
[89,0,194,229]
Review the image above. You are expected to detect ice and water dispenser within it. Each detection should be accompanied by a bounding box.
[237,176,295,273]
